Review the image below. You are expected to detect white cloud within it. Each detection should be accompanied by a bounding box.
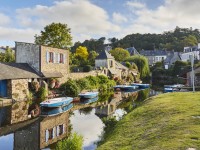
[112,12,127,24]
[15,0,120,42]
[0,13,11,26]
[126,1,146,9]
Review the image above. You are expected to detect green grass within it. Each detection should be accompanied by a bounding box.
[97,92,200,150]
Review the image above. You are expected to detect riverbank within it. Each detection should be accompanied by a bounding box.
[97,92,200,150]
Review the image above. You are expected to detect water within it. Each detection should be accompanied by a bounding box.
[0,88,159,150]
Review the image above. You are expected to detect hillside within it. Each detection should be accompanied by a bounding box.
[97,92,200,150]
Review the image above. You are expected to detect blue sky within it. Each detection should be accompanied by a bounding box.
[0,0,199,46]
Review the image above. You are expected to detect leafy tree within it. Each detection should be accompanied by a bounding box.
[110,48,130,62]
[126,55,150,80]
[88,50,98,65]
[172,60,189,76]
[0,47,15,62]
[75,46,89,60]
[35,22,72,49]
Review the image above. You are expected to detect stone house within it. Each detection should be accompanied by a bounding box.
[95,50,138,80]
[186,66,200,86]
[140,50,168,66]
[164,51,181,69]
[0,63,41,101]
[15,42,69,83]
[126,47,139,56]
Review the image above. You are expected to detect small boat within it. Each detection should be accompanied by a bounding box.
[40,103,73,116]
[164,84,184,88]
[40,97,73,108]
[80,97,98,104]
[113,85,139,91]
[164,87,179,93]
[130,83,150,89]
[78,92,99,99]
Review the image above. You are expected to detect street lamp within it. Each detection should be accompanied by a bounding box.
[189,54,195,92]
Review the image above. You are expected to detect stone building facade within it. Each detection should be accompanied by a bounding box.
[15,42,69,83]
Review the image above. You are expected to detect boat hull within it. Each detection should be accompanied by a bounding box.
[114,85,139,91]
[40,97,73,108]
[131,83,150,89]
[79,92,99,99]
[80,97,98,104]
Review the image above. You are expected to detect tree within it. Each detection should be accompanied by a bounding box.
[35,22,72,49]
[75,46,89,60]
[88,51,98,65]
[110,48,130,62]
[0,47,15,62]
[126,55,150,80]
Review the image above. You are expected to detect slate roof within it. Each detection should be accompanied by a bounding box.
[0,63,41,80]
[140,50,167,56]
[96,50,114,59]
[126,47,139,55]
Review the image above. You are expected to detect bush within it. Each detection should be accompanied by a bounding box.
[60,79,80,97]
[76,78,91,91]
[97,75,109,84]
[37,87,48,102]
[83,65,92,72]
[55,132,83,150]
[85,76,99,88]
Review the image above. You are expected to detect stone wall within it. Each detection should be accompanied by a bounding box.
[15,42,40,71]
[40,46,69,83]
[11,101,29,124]
[40,111,69,149]
[7,79,29,101]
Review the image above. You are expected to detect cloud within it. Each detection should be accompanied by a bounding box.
[126,1,146,9]
[112,12,127,24]
[0,13,11,26]
[15,0,120,42]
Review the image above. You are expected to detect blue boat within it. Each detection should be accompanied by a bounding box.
[40,97,73,108]
[78,92,99,99]
[80,97,98,104]
[130,83,150,89]
[40,103,73,116]
[113,85,139,91]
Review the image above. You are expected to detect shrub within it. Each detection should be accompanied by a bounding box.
[60,79,80,97]
[97,75,109,84]
[55,132,83,150]
[37,87,48,102]
[76,78,91,91]
[85,76,99,88]
[83,65,92,72]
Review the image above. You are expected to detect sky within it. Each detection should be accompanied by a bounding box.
[0,0,200,47]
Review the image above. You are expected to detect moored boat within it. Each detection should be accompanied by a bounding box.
[113,85,139,91]
[78,92,99,99]
[130,83,150,89]
[80,97,98,104]
[40,97,73,108]
[40,103,73,116]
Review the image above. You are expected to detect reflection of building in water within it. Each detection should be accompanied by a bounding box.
[13,111,70,150]
[0,102,29,127]
[95,92,122,118]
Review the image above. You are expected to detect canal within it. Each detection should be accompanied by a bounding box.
[0,88,161,150]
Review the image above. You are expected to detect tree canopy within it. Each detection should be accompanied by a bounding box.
[126,55,150,80]
[0,47,15,62]
[110,48,130,62]
[75,46,89,60]
[35,22,72,49]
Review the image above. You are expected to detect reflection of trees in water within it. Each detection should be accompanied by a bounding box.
[135,89,150,102]
[97,91,114,103]
[78,107,93,115]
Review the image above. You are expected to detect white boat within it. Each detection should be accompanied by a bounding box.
[78,92,99,99]
[40,97,73,108]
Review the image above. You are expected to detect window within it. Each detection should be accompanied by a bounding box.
[49,52,54,63]
[59,125,64,135]
[48,128,53,140]
[60,54,64,63]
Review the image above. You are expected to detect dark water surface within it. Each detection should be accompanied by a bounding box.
[0,88,160,150]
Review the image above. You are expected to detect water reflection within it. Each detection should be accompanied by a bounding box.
[0,88,158,150]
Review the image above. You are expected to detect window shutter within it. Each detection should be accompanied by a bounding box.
[57,53,60,63]
[53,52,56,63]
[56,126,60,136]
[63,124,65,133]
[45,130,49,142]
[64,54,66,64]
[46,51,49,63]
[53,127,56,139]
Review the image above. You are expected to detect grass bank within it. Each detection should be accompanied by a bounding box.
[97,92,200,150]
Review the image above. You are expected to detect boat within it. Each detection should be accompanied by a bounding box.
[40,103,73,116]
[78,92,99,99]
[40,97,73,108]
[80,97,98,104]
[130,83,150,89]
[113,85,139,91]
[164,84,184,88]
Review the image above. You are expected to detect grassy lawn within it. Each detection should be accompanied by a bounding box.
[97,92,200,150]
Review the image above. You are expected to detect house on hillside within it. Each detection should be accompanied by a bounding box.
[15,42,69,83]
[95,50,138,80]
[126,47,139,56]
[186,66,200,86]
[140,50,168,66]
[180,44,200,62]
[0,63,41,101]
[164,51,181,69]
